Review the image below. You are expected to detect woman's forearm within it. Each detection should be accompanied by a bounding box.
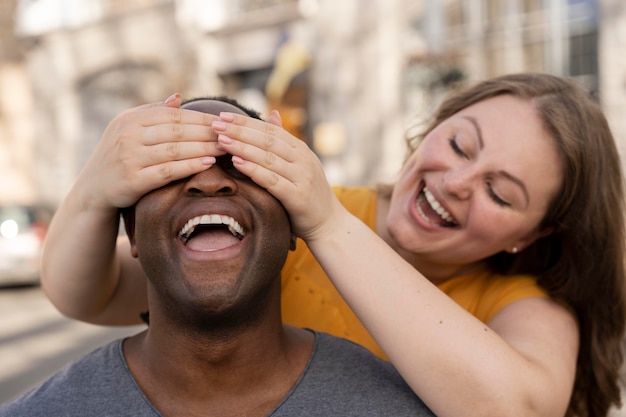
[41,176,147,325]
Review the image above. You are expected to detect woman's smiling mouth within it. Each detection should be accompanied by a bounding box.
[416,187,458,227]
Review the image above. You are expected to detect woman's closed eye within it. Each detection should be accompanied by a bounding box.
[449,136,469,159]
[486,181,511,207]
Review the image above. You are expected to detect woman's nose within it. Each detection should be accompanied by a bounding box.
[185,164,238,197]
[442,167,474,200]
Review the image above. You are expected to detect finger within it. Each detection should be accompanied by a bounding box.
[163,93,181,107]
[141,123,218,146]
[212,119,299,163]
[267,110,283,127]
[136,106,219,128]
[216,134,293,181]
[138,158,217,186]
[113,93,182,124]
[138,141,226,167]
[230,155,292,196]
[218,112,299,149]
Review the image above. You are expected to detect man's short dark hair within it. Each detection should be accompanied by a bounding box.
[181,96,263,120]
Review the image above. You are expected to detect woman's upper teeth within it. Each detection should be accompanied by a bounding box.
[423,187,455,223]
[178,214,245,242]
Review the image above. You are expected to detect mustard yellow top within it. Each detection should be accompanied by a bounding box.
[280,186,549,359]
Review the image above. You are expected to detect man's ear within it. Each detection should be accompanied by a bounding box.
[289,232,297,251]
[120,207,139,258]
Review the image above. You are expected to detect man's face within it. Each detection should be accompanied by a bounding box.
[126,100,292,319]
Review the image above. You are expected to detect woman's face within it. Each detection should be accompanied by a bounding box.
[387,95,563,272]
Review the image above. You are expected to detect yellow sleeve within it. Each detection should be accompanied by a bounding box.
[437,271,549,323]
[280,186,387,358]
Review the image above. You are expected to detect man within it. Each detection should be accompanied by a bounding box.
[0,98,433,416]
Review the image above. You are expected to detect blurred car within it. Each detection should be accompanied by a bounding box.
[0,204,52,287]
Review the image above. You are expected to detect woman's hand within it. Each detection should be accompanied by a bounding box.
[212,110,342,242]
[79,93,223,211]
[41,94,224,323]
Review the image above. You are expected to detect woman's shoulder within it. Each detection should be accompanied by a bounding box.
[438,270,549,323]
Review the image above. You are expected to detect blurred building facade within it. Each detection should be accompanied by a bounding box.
[0,0,34,204]
[1,0,625,206]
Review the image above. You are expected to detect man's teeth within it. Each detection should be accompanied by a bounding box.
[178,214,245,241]
[423,187,456,223]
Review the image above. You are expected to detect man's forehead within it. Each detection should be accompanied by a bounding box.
[181,99,247,116]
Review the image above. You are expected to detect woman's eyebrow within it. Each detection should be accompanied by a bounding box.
[461,115,530,207]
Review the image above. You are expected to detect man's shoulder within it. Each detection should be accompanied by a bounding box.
[0,339,154,417]
[274,331,435,416]
[313,331,391,366]
[310,332,410,386]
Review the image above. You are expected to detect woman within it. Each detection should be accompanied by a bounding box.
[42,74,625,416]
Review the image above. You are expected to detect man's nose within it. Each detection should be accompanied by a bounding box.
[184,165,238,197]
[442,166,475,200]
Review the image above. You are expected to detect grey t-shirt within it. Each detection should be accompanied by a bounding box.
[0,331,434,416]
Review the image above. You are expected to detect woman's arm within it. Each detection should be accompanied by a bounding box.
[304,209,578,417]
[213,112,579,417]
[41,196,147,325]
[41,95,223,324]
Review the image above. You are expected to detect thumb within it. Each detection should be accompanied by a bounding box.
[268,109,283,127]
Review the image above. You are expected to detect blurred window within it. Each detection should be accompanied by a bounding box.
[569,31,598,77]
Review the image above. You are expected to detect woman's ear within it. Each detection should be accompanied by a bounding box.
[513,226,555,253]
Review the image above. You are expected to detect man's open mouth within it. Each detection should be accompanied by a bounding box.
[178,214,246,251]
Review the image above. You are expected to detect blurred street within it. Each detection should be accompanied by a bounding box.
[0,285,144,405]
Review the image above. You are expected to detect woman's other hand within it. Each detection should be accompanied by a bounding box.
[80,93,222,211]
[213,110,342,242]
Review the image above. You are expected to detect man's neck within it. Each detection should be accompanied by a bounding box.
[123,322,314,417]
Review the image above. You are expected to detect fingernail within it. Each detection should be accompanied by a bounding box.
[201,156,216,165]
[218,134,233,144]
[232,155,244,165]
[212,121,227,131]
[219,112,235,122]
[164,93,179,104]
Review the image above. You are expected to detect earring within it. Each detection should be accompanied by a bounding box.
[511,247,519,254]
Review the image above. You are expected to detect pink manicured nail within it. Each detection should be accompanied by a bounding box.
[232,155,245,165]
[212,121,227,131]
[219,112,235,122]
[218,134,233,144]
[201,156,216,165]
[164,93,179,104]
